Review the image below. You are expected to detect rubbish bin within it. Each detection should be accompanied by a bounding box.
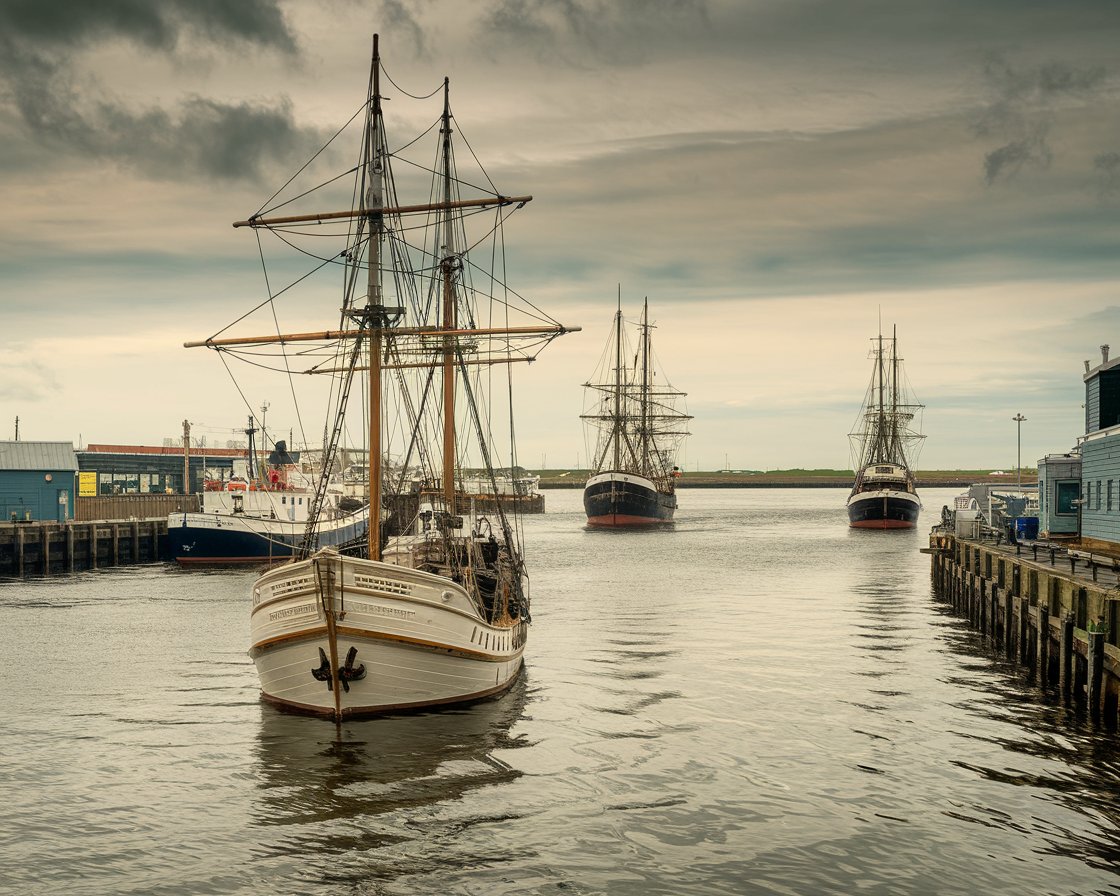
[1014,517,1039,540]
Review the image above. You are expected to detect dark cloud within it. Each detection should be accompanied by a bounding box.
[0,0,296,53]
[0,0,313,182]
[983,134,1052,185]
[1095,151,1120,199]
[480,0,711,64]
[95,96,325,182]
[974,54,1107,184]
[375,0,428,57]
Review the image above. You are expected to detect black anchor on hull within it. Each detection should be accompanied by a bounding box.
[311,647,333,690]
[338,646,366,693]
[310,646,367,692]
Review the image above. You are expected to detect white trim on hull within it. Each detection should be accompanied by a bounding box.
[250,548,528,719]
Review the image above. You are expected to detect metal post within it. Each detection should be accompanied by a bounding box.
[1012,413,1026,494]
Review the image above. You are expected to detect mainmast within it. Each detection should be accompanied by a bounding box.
[367,34,384,560]
[890,325,900,463]
[439,77,457,510]
[640,299,650,477]
[612,289,622,471]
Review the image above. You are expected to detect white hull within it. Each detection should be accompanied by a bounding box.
[250,548,527,719]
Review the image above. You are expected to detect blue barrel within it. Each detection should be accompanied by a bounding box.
[1014,517,1039,540]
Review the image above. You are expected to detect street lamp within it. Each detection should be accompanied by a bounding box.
[1012,413,1027,493]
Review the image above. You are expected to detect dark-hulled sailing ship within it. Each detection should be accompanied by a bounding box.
[847,325,925,529]
[581,297,691,527]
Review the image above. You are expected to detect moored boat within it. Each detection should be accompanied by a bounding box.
[847,326,925,529]
[187,36,577,719]
[581,295,690,527]
[168,438,367,564]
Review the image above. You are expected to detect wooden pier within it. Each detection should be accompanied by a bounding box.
[0,495,200,578]
[927,528,1120,727]
[0,519,168,578]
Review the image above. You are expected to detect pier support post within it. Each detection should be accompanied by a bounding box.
[65,525,74,573]
[90,524,98,570]
[41,525,50,576]
[1019,597,1030,666]
[1004,589,1014,655]
[111,524,119,566]
[16,526,25,578]
[1037,606,1050,687]
[1088,631,1105,720]
[131,521,140,563]
[1060,614,1074,697]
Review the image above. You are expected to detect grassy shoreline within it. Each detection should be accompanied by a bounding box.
[535,469,1038,489]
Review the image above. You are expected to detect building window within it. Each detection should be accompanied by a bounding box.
[1110,480,1115,512]
[1098,480,1103,511]
[1056,481,1079,516]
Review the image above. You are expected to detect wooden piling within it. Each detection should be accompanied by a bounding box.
[65,525,74,573]
[1060,614,1074,697]
[1018,596,1030,666]
[41,526,50,577]
[1037,606,1050,687]
[1008,591,1016,654]
[111,524,119,566]
[1088,631,1105,720]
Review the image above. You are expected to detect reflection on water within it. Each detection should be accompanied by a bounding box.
[254,677,527,830]
[5,489,1120,894]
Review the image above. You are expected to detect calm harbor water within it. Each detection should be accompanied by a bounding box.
[3,487,1120,895]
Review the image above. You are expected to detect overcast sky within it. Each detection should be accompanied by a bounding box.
[2,0,1118,471]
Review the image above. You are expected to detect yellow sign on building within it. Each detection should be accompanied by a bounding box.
[78,471,97,497]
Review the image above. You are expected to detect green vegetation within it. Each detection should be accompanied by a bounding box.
[531,467,1038,486]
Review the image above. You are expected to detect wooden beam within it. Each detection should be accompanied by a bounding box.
[232,194,532,229]
[184,323,579,349]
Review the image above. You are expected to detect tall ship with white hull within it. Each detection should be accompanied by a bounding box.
[581,297,691,527]
[187,37,577,720]
[847,326,925,529]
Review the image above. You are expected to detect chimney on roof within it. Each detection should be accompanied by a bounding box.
[1103,344,1111,364]
[1086,360,1092,373]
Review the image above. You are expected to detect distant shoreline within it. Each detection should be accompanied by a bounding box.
[536,471,1038,489]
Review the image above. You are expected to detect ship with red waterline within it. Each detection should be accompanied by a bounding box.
[846,325,925,529]
[581,295,691,527]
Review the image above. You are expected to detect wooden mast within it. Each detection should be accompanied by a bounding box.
[367,34,383,560]
[891,325,899,465]
[439,77,457,510]
[612,288,622,472]
[640,298,650,478]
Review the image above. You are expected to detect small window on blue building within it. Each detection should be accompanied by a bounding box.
[1110,481,1115,512]
[1098,480,1103,511]
[1056,481,1079,516]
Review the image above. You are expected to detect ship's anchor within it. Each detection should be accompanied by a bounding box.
[312,648,333,690]
[338,646,366,692]
[310,646,366,692]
